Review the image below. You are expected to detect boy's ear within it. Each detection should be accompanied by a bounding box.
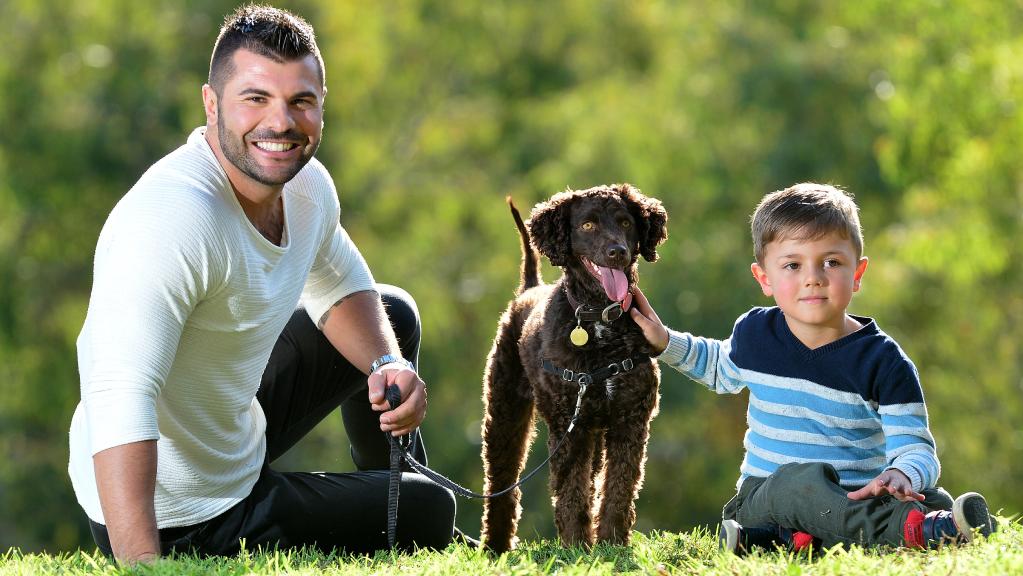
[751,262,773,297]
[852,257,869,292]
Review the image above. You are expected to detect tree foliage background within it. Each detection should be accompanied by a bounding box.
[1,0,1021,552]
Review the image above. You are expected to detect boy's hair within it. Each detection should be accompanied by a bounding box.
[208,5,324,94]
[751,183,864,263]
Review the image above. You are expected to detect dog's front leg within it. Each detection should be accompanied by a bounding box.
[594,406,653,545]
[547,422,598,548]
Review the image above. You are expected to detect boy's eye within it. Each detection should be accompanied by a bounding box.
[824,259,842,268]
[581,222,595,231]
[783,262,799,270]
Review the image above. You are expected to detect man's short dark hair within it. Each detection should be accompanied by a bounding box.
[208,4,324,94]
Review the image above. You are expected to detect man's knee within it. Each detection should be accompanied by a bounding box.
[400,474,456,549]
[379,285,421,353]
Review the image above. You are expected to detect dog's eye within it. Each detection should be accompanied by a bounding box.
[620,220,632,229]
[581,221,595,231]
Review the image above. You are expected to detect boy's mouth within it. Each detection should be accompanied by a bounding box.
[799,296,828,304]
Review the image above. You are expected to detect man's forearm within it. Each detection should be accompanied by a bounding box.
[321,290,402,373]
[93,440,160,563]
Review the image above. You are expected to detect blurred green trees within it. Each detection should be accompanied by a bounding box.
[1,0,1020,552]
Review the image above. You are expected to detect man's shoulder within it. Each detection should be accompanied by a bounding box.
[140,131,229,196]
[285,156,337,208]
[118,133,233,224]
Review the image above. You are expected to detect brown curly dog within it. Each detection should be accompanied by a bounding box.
[480,183,668,552]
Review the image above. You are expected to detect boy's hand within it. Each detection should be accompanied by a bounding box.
[846,469,924,503]
[629,286,669,355]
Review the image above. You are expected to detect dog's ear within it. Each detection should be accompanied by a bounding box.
[528,193,574,266]
[621,184,668,262]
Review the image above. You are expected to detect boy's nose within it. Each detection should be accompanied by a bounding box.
[805,270,826,286]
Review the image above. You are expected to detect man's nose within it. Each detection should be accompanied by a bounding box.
[265,101,297,132]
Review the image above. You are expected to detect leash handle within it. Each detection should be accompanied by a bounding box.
[386,383,404,412]
[385,383,405,548]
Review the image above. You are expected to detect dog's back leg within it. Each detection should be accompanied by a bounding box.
[480,317,535,553]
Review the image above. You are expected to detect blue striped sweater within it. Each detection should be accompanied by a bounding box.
[659,307,939,492]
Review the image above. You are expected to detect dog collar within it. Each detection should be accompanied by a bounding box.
[564,289,633,323]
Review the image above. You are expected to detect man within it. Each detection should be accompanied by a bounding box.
[68,5,455,563]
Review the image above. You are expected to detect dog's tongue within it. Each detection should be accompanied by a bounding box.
[597,266,629,302]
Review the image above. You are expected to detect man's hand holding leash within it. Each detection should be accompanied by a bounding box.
[368,362,427,436]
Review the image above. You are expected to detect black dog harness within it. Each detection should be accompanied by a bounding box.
[541,355,647,387]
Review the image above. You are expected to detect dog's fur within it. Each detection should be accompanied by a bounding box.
[480,183,668,552]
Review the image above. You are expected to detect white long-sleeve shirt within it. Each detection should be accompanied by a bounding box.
[68,127,375,528]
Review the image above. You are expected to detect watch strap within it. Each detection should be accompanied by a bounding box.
[370,354,414,374]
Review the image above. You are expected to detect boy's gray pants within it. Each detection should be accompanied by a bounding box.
[722,462,953,549]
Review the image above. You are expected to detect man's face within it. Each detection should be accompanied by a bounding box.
[209,49,324,187]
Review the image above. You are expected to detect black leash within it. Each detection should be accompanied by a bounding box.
[383,354,648,548]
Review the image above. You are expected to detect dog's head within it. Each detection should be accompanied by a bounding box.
[528,183,668,300]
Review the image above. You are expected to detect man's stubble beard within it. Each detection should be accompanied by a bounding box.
[216,107,318,186]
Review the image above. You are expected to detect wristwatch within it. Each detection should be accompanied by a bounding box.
[370,354,415,374]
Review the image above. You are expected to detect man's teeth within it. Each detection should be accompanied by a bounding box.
[255,142,296,152]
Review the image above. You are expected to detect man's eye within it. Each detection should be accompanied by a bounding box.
[581,222,595,231]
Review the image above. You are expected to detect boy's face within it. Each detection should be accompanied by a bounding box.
[751,230,869,345]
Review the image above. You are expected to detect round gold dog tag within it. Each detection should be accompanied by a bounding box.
[570,326,589,346]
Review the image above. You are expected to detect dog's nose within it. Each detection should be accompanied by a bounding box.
[607,244,627,262]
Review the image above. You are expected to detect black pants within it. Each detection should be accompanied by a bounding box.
[722,462,953,549]
[90,285,455,556]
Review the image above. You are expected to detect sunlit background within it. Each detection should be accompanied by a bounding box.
[2,0,1021,552]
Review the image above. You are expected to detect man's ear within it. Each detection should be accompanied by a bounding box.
[853,257,869,292]
[751,262,773,297]
[202,84,218,125]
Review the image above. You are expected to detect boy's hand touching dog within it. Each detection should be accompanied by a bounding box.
[846,469,925,503]
[629,287,669,355]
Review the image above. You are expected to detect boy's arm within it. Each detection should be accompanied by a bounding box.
[849,357,938,502]
[874,360,940,493]
[631,287,746,394]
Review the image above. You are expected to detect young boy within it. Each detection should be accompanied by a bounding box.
[630,183,996,552]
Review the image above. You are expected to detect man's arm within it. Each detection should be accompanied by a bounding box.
[93,440,159,563]
[320,290,427,436]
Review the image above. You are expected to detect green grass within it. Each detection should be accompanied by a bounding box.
[3,520,1021,575]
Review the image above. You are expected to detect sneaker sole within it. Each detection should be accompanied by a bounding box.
[719,519,741,553]
[952,492,992,543]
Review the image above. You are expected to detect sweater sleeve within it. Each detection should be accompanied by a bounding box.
[80,191,222,455]
[300,177,376,327]
[878,360,940,491]
[657,325,747,395]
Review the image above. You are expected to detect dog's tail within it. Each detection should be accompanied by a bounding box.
[507,196,541,294]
